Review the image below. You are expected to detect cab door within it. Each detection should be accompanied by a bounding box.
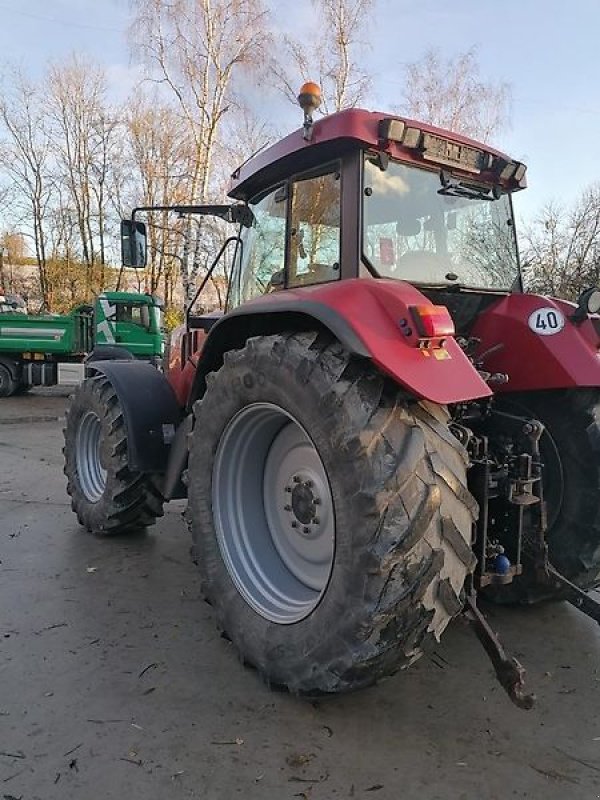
[112,302,154,357]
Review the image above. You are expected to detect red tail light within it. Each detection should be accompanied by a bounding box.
[410,305,455,339]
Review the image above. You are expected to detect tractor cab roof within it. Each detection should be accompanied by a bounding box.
[228,108,526,202]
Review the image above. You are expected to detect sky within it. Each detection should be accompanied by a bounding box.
[0,0,599,225]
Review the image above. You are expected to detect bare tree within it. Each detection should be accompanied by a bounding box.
[47,56,121,291]
[130,0,270,304]
[400,48,511,143]
[523,186,600,300]
[0,70,53,308]
[272,0,374,114]
[126,91,192,303]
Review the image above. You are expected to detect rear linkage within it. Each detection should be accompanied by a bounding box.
[453,406,600,710]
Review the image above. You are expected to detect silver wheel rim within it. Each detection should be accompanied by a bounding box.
[76,410,107,502]
[212,402,335,624]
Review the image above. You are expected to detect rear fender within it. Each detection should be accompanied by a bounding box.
[86,360,182,473]
[470,294,600,392]
[190,278,491,405]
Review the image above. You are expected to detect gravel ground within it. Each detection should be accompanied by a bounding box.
[1,388,600,800]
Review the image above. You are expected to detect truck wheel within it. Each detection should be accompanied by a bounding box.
[188,333,477,694]
[493,389,600,600]
[0,363,18,397]
[63,374,164,534]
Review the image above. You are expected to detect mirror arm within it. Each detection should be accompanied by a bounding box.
[131,204,253,226]
[186,236,241,324]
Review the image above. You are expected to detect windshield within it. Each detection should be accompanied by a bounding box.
[362,155,520,290]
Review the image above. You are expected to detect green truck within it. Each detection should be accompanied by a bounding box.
[0,291,164,397]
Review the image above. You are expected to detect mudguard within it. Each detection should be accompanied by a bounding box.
[471,294,600,392]
[86,360,182,472]
[191,278,491,405]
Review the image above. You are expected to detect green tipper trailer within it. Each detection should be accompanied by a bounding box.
[0,291,164,397]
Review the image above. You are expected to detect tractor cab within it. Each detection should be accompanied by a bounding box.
[226,87,527,338]
[93,291,164,362]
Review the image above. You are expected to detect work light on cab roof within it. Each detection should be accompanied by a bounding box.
[297,81,322,141]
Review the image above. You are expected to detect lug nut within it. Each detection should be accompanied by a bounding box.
[305,479,313,488]
[284,486,292,493]
[313,497,321,505]
[293,475,301,483]
[291,521,298,528]
[284,504,292,512]
[303,526,310,534]
[313,517,320,525]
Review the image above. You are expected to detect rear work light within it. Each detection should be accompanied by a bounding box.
[410,305,455,341]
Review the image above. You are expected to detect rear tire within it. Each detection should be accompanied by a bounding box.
[188,332,477,694]
[63,374,164,534]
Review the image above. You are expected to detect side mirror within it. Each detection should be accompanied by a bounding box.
[572,287,600,324]
[121,219,147,268]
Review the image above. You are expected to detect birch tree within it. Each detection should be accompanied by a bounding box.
[273,0,374,113]
[130,0,270,304]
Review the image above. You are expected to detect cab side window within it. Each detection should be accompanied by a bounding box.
[288,171,341,288]
[229,186,286,309]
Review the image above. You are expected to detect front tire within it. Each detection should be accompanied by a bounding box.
[0,362,18,397]
[188,333,477,694]
[63,374,164,534]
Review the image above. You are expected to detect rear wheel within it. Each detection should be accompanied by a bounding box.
[188,332,477,694]
[63,374,164,534]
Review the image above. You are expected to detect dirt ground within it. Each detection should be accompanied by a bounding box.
[1,390,600,800]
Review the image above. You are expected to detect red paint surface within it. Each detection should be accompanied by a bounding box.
[471,294,600,391]
[229,108,522,199]
[166,327,208,407]
[240,279,491,404]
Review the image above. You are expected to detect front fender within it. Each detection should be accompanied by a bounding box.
[471,294,600,392]
[87,360,182,472]
[194,279,491,405]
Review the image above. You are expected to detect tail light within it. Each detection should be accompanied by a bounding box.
[410,305,455,340]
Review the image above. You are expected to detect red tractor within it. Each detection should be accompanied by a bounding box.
[63,85,600,705]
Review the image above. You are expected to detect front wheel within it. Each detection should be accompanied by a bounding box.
[188,333,477,694]
[63,374,164,534]
[0,362,18,397]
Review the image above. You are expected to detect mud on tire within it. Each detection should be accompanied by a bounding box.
[63,374,164,534]
[188,332,477,694]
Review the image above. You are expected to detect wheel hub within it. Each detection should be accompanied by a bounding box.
[290,478,318,526]
[212,403,335,624]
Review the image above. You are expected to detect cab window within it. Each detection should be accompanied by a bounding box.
[114,303,150,328]
[288,171,341,287]
[229,186,286,308]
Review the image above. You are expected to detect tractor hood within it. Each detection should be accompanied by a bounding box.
[471,293,600,391]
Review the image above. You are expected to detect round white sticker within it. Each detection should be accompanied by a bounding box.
[528,307,565,336]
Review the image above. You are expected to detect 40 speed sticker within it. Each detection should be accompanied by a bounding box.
[528,307,565,335]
